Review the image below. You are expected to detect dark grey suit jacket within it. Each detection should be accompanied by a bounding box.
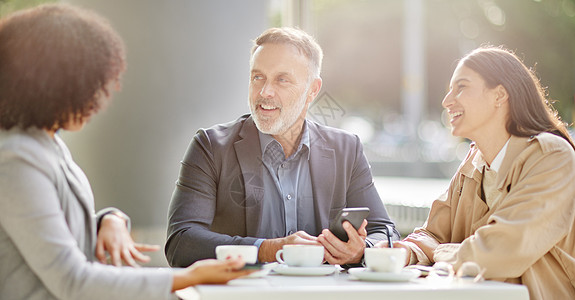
[165,115,398,267]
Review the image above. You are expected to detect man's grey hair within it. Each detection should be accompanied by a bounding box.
[251,27,323,79]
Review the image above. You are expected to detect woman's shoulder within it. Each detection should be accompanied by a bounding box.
[528,132,574,154]
[0,128,59,170]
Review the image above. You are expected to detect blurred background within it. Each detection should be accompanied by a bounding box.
[2,0,574,266]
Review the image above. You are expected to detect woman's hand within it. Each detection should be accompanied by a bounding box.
[171,258,255,292]
[374,240,412,266]
[96,213,159,267]
[403,231,440,262]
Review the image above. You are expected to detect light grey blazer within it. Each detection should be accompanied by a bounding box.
[0,128,173,300]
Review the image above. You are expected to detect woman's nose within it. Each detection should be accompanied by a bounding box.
[442,91,453,109]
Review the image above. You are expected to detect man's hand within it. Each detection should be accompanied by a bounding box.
[258,231,320,262]
[318,219,367,265]
[96,213,160,267]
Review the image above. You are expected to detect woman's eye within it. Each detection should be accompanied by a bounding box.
[455,85,466,94]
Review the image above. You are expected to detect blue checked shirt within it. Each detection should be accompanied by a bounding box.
[254,121,316,248]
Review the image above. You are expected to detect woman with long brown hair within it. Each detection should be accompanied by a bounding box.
[378,46,575,300]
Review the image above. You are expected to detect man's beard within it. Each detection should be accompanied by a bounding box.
[251,88,309,136]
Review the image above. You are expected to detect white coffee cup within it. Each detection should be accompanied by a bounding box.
[275,245,324,267]
[364,247,407,273]
[215,245,257,264]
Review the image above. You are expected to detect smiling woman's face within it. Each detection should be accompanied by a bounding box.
[442,63,503,142]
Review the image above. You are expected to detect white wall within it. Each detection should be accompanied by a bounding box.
[63,0,269,265]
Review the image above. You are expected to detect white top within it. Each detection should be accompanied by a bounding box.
[471,139,511,207]
[490,139,510,172]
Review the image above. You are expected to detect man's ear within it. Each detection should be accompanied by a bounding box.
[307,77,323,104]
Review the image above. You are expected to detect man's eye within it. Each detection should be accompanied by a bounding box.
[252,75,263,81]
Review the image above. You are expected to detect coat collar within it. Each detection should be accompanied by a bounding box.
[495,135,531,189]
[459,135,531,190]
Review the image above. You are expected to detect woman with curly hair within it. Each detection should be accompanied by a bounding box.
[0,4,252,300]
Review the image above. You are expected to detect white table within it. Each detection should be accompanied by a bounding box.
[177,269,529,300]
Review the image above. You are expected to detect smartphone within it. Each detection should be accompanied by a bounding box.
[328,207,370,242]
[241,263,265,270]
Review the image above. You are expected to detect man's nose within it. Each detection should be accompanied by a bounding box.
[260,81,275,98]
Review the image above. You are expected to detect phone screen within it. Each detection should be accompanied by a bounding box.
[241,263,264,270]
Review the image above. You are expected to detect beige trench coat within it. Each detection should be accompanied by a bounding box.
[405,133,575,300]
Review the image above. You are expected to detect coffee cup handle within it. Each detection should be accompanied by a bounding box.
[275,249,285,264]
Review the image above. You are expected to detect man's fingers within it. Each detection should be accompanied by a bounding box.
[318,230,343,257]
[294,231,318,241]
[358,219,368,237]
[287,231,321,246]
[342,221,363,244]
[322,248,337,264]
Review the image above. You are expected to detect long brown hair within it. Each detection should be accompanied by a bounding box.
[461,46,574,149]
[0,4,125,130]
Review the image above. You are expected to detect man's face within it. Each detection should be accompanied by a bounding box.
[248,43,316,137]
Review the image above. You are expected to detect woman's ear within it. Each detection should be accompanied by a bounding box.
[494,84,509,108]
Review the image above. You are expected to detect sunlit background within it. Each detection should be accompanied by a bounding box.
[2,0,574,266]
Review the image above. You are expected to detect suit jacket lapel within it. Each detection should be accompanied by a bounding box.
[54,135,96,256]
[308,122,335,231]
[54,136,95,217]
[234,117,265,236]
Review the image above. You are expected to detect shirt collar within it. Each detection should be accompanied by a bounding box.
[490,139,510,172]
[472,138,510,173]
[258,120,310,160]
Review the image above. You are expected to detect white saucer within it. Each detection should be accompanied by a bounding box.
[273,264,338,276]
[348,268,421,282]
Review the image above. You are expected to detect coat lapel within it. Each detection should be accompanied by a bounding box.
[308,122,335,231]
[54,136,95,216]
[496,135,530,190]
[233,117,265,236]
[53,135,96,257]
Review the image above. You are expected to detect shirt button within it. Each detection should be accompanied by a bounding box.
[286,194,292,200]
[281,163,286,168]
